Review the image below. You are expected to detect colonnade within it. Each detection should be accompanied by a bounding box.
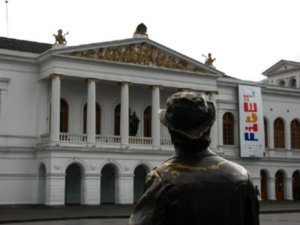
[49,74,163,147]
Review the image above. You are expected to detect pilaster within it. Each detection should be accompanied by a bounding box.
[45,173,65,206]
[116,174,134,204]
[268,177,276,200]
[82,174,100,205]
[285,177,293,200]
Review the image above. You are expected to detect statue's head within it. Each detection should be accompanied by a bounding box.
[158,91,216,140]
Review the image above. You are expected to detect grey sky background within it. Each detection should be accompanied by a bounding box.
[1,0,299,81]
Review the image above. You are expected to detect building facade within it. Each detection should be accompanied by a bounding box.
[0,33,299,206]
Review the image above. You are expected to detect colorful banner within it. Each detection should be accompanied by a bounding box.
[238,85,265,157]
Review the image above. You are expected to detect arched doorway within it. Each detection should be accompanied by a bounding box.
[275,170,285,200]
[134,165,148,203]
[37,164,46,204]
[292,171,300,201]
[101,164,116,204]
[65,164,82,205]
[260,170,268,200]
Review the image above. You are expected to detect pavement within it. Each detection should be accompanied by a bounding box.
[0,201,300,224]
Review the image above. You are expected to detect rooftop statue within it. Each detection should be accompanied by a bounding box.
[53,29,68,45]
[128,91,259,225]
[204,53,216,66]
[134,23,148,37]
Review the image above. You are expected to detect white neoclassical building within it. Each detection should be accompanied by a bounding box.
[0,30,300,206]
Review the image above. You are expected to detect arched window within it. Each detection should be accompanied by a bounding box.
[291,119,300,149]
[264,117,269,148]
[278,80,285,87]
[144,106,152,137]
[83,103,101,134]
[114,104,121,135]
[223,112,234,145]
[60,99,68,132]
[290,78,297,88]
[274,118,285,148]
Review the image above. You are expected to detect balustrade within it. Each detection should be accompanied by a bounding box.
[39,133,172,148]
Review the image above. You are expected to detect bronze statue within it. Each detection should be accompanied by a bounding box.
[134,23,148,36]
[129,112,140,136]
[128,91,259,225]
[53,29,68,45]
[204,53,216,66]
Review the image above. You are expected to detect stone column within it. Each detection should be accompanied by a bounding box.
[45,173,65,206]
[152,85,161,147]
[82,174,100,205]
[209,92,218,150]
[121,82,129,146]
[87,78,96,145]
[50,74,61,144]
[116,174,134,204]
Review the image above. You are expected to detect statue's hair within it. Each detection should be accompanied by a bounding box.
[169,128,211,152]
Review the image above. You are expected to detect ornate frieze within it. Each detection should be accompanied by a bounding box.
[70,42,207,73]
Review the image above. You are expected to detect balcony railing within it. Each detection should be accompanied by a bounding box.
[39,133,173,148]
[129,137,152,145]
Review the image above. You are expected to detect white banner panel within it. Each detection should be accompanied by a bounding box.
[238,85,265,157]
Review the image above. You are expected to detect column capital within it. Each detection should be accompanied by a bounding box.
[49,74,63,79]
[119,81,132,86]
[150,85,163,90]
[86,78,100,84]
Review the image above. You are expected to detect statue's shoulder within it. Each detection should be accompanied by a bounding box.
[219,157,251,180]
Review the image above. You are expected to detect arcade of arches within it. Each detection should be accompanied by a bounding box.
[260,169,300,201]
[38,162,300,205]
[38,163,149,205]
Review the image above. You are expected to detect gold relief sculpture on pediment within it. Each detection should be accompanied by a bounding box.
[70,42,207,73]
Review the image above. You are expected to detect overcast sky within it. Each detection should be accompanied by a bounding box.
[1,0,299,81]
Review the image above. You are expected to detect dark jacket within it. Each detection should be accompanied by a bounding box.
[128,149,259,225]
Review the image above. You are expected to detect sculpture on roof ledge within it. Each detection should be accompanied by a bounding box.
[203,53,216,67]
[53,29,68,45]
[133,23,148,38]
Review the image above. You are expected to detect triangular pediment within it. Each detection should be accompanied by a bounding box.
[263,60,300,76]
[60,38,223,75]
